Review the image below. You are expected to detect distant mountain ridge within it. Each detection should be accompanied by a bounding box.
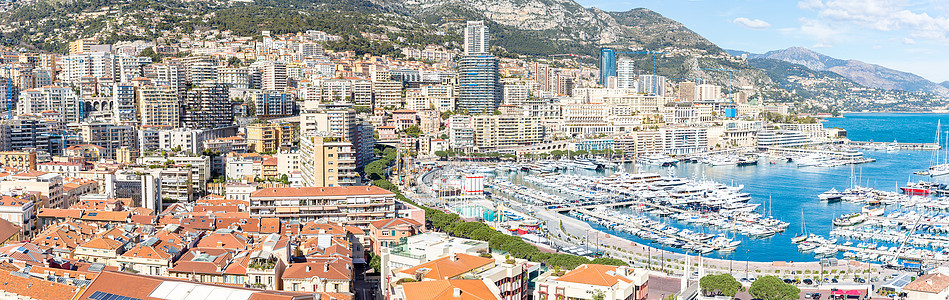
[729,47,949,97]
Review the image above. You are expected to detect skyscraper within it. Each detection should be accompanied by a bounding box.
[458,55,502,114]
[616,58,637,89]
[459,21,501,114]
[598,48,616,87]
[464,21,489,56]
[181,83,233,129]
[638,74,666,96]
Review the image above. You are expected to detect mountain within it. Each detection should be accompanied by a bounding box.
[733,47,949,97]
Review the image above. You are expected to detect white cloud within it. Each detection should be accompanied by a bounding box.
[805,0,949,41]
[903,38,916,44]
[798,0,824,10]
[813,43,832,48]
[733,17,772,30]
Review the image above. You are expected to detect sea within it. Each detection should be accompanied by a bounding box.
[534,113,949,262]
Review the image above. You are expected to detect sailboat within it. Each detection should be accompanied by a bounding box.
[791,210,807,243]
[927,120,949,176]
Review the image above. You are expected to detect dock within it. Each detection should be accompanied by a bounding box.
[849,141,940,150]
[576,208,721,250]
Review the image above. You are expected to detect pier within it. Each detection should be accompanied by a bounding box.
[549,199,651,212]
[576,208,721,250]
[849,141,940,150]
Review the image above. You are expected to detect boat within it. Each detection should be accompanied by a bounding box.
[861,205,885,217]
[886,141,900,152]
[900,181,943,195]
[791,210,808,243]
[818,188,843,202]
[638,154,678,167]
[833,212,868,226]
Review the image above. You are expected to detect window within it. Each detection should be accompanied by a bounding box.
[293,283,299,291]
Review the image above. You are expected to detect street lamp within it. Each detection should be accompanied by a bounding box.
[745,249,750,279]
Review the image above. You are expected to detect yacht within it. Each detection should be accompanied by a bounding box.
[833,212,868,226]
[818,188,843,202]
[638,154,678,167]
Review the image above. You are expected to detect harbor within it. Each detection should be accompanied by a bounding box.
[418,113,949,268]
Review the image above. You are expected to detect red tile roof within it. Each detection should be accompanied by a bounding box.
[401,279,500,300]
[398,254,494,280]
[250,186,394,198]
[0,269,78,300]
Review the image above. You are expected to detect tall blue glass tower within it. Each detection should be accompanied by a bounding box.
[598,48,616,87]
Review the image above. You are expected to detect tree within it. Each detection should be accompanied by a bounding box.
[700,274,741,298]
[434,150,448,158]
[369,254,381,272]
[227,56,241,67]
[750,276,800,300]
[590,257,628,266]
[592,290,605,300]
[140,47,162,63]
[403,125,421,137]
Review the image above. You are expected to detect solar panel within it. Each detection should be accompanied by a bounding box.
[86,291,141,300]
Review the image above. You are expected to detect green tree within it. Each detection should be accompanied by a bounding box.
[434,150,448,158]
[227,56,241,67]
[140,47,162,63]
[369,254,381,272]
[590,257,629,266]
[749,276,800,300]
[700,274,741,298]
[403,125,421,137]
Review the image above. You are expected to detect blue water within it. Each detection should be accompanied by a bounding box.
[582,113,949,262]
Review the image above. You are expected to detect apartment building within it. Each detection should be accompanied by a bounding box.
[248,186,395,228]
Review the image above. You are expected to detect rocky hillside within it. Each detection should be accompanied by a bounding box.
[738,47,949,97]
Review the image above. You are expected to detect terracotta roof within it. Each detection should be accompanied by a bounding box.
[401,279,500,300]
[282,260,352,280]
[0,269,77,300]
[906,273,949,293]
[196,230,248,250]
[555,264,632,287]
[80,236,124,250]
[37,209,83,219]
[370,218,422,229]
[76,271,310,300]
[0,243,47,264]
[398,254,494,280]
[250,186,394,198]
[260,218,280,234]
[80,211,129,222]
[0,218,20,242]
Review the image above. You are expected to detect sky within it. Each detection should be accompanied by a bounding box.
[573,0,949,83]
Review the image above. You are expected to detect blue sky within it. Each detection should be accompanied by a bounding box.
[574,0,949,83]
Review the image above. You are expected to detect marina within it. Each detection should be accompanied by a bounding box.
[426,113,949,266]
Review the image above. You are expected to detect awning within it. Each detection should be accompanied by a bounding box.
[830,290,862,296]
[275,207,300,213]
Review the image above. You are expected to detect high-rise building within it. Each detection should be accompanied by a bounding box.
[300,109,374,167]
[299,132,360,187]
[695,83,722,101]
[616,58,637,90]
[17,86,83,123]
[77,121,137,158]
[464,21,489,56]
[638,74,666,96]
[181,83,233,129]
[246,122,297,153]
[598,48,617,87]
[457,55,501,114]
[112,83,137,127]
[372,80,403,109]
[136,85,180,129]
[252,90,296,119]
[260,61,287,91]
[678,81,696,102]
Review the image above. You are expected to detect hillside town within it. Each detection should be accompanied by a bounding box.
[0,17,945,300]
